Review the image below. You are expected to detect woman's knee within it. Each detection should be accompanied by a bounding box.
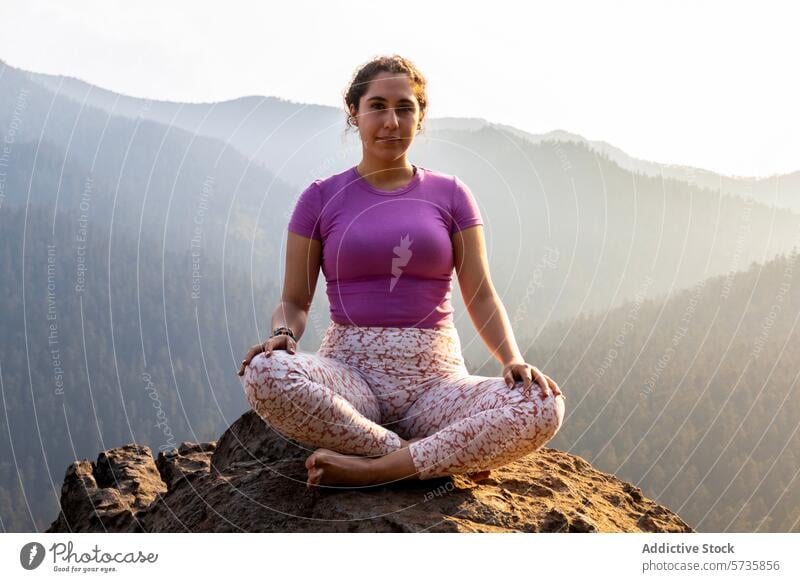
[518,391,565,442]
[242,350,302,409]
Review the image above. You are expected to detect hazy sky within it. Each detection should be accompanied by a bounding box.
[1,0,797,177]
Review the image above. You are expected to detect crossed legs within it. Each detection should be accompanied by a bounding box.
[243,350,565,488]
[243,349,404,458]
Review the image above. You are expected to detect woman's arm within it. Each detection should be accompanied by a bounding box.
[452,225,524,366]
[237,231,322,375]
[271,231,323,342]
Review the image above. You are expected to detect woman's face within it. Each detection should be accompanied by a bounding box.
[350,71,423,162]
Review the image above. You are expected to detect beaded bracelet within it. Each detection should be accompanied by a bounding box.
[271,326,296,341]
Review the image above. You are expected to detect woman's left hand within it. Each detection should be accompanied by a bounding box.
[502,361,564,399]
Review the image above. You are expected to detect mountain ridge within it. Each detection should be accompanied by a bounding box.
[11,57,797,190]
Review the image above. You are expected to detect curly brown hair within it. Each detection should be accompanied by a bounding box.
[342,54,428,135]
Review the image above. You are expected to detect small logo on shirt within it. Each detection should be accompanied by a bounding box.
[390,234,413,292]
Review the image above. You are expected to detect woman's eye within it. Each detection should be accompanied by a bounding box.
[371,104,413,112]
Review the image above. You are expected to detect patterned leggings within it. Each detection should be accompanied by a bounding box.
[242,321,565,480]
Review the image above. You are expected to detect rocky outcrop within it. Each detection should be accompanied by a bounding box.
[47,411,694,533]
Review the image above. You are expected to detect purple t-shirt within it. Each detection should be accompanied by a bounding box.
[287,164,484,329]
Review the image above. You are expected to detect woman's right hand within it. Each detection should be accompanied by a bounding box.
[237,333,297,376]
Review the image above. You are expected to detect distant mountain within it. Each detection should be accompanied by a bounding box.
[0,61,306,291]
[495,124,800,212]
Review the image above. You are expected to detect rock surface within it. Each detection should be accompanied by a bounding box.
[48,411,694,533]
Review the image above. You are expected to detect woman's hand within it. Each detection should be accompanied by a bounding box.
[502,360,564,399]
[237,333,297,376]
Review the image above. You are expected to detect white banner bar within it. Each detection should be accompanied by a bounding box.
[2,533,797,581]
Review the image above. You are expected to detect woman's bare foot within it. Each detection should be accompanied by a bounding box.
[305,448,376,489]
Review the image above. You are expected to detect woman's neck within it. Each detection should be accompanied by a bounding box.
[356,158,415,189]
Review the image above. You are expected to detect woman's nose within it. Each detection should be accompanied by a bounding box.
[384,108,399,127]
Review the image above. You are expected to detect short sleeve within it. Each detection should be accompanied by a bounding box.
[287,180,323,241]
[450,176,484,235]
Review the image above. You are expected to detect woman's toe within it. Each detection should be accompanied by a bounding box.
[307,467,322,488]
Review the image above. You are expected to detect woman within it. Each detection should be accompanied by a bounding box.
[238,54,565,489]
